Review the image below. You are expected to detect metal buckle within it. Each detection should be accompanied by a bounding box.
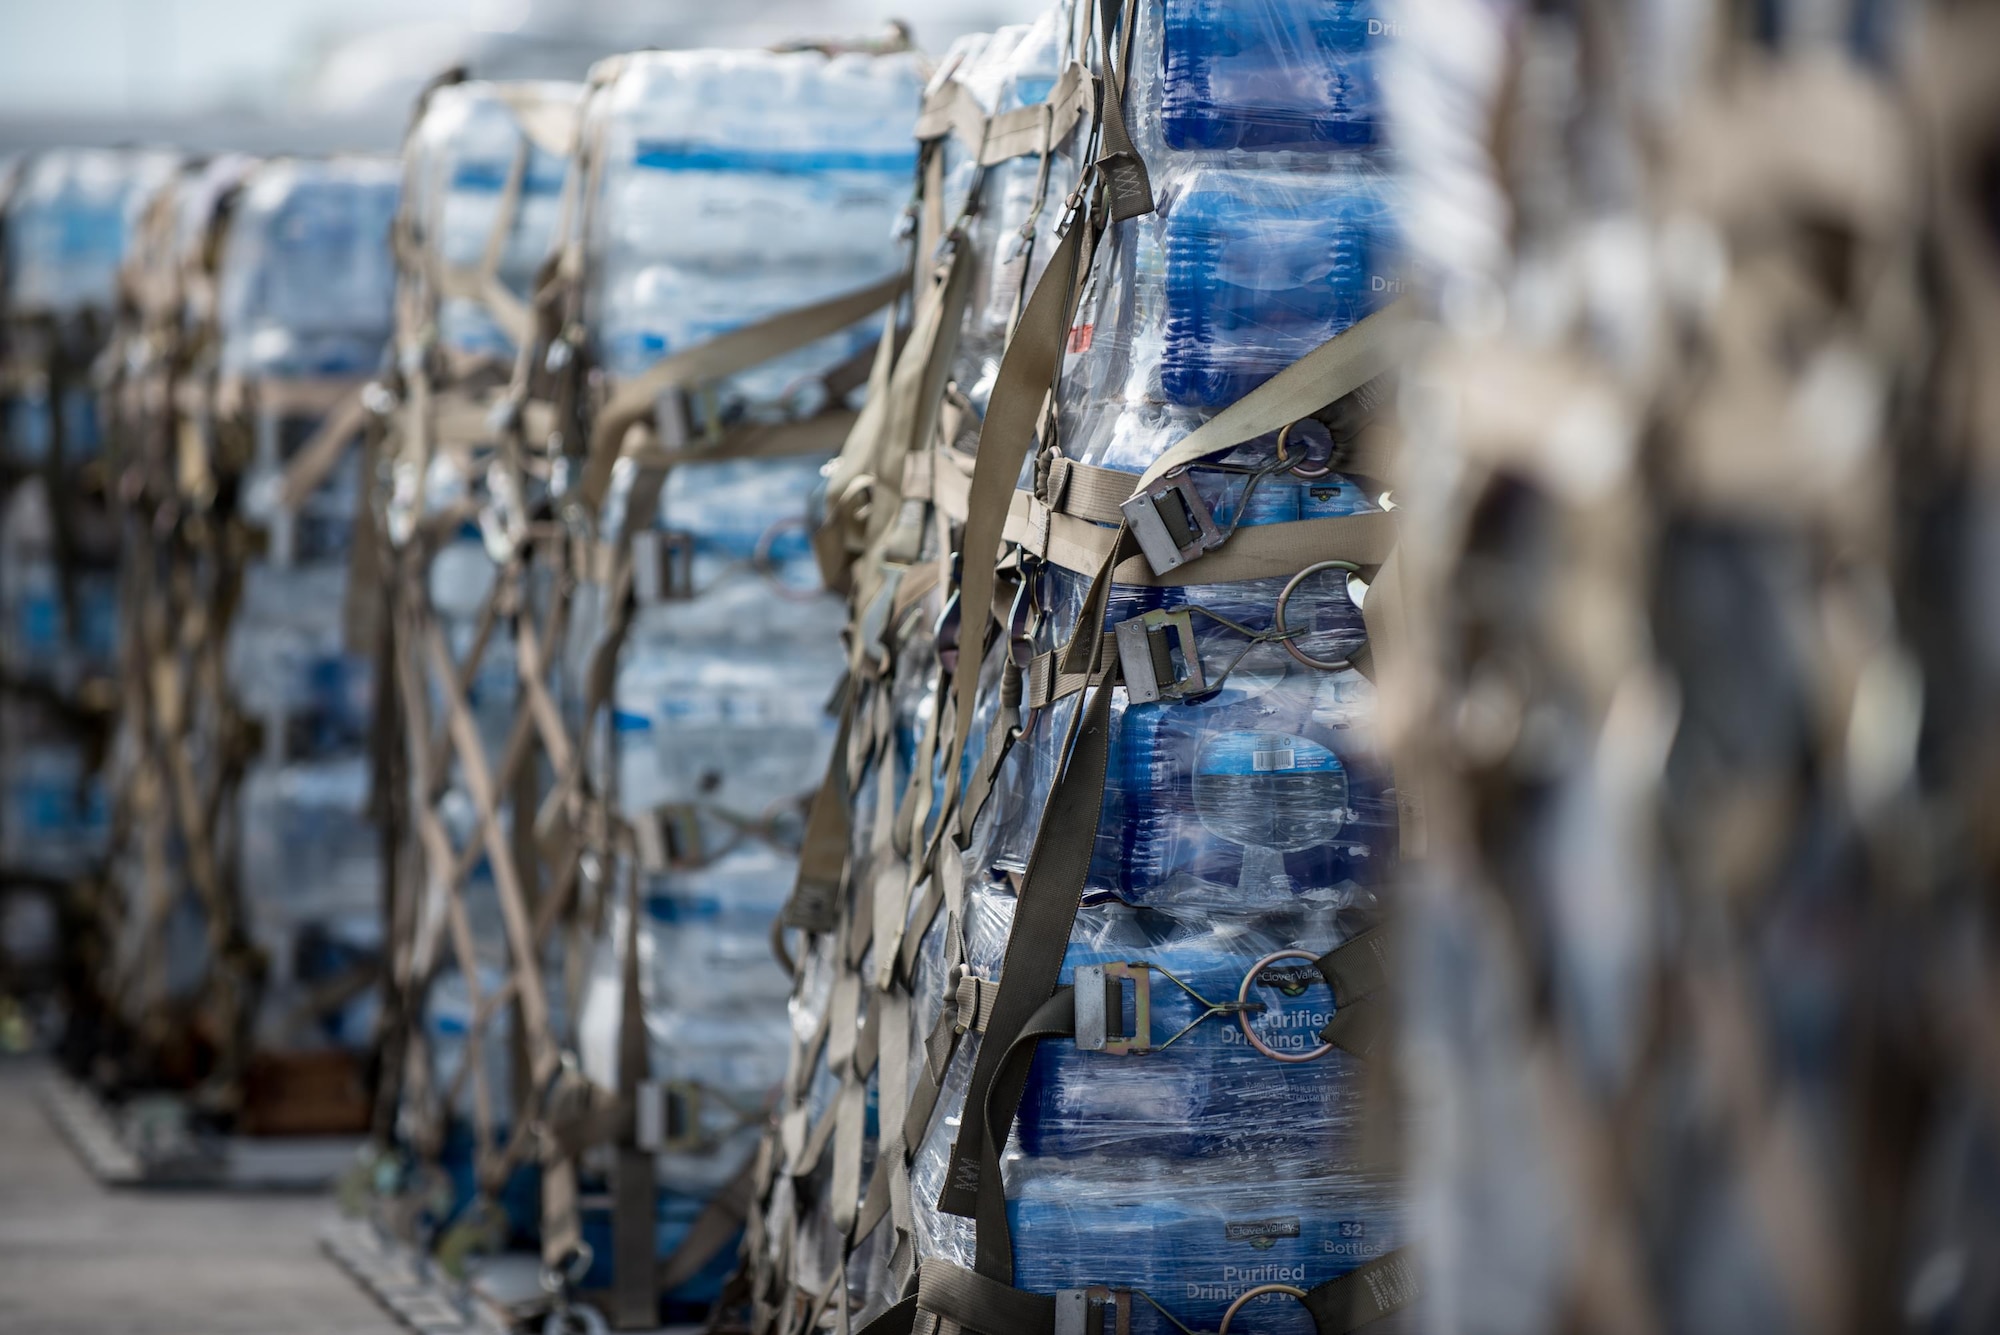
[656,804,707,869]
[1073,962,1154,1055]
[1120,467,1223,576]
[636,1079,705,1153]
[632,528,696,603]
[1115,608,1204,704]
[1054,1287,1133,1335]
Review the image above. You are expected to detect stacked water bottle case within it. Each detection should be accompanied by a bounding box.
[565,44,923,1315]
[733,3,1412,1332]
[0,151,172,886]
[216,157,400,1071]
[0,4,1416,1325]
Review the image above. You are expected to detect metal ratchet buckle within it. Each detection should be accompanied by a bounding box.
[1115,608,1205,704]
[1120,466,1225,576]
[1236,950,1336,1064]
[636,1079,710,1154]
[1073,961,1263,1056]
[656,803,709,869]
[1054,1286,1134,1335]
[632,527,697,603]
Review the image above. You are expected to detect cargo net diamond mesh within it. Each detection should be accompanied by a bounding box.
[86,153,399,1132]
[1,150,174,1077]
[361,41,927,1328]
[736,3,1415,1333]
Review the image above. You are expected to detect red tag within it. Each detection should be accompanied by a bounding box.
[1066,324,1095,354]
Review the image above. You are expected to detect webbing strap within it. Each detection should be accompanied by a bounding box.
[916,61,1092,169]
[1133,303,1409,494]
[1304,1247,1423,1332]
[1011,492,1402,586]
[275,386,370,512]
[786,690,855,931]
[938,676,1114,1279]
[579,273,902,512]
[1092,0,1154,222]
[918,1259,1059,1334]
[856,1295,921,1335]
[912,1249,1420,1335]
[943,218,1091,835]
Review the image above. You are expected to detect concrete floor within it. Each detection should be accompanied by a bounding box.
[0,1061,402,1335]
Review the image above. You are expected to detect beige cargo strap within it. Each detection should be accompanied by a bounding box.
[1131,302,1410,495]
[1004,489,1400,587]
[275,383,372,513]
[578,273,903,514]
[431,135,535,351]
[915,60,1092,168]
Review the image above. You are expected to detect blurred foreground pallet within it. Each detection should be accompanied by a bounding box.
[37,1065,362,1190]
[321,1220,701,1335]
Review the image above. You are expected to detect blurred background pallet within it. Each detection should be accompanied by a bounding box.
[38,1063,363,1190]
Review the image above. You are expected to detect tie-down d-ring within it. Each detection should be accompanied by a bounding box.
[1217,1282,1312,1333]
[1237,949,1335,1064]
[1274,559,1364,673]
[1275,420,1334,478]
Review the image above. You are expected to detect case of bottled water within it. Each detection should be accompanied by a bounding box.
[571,45,920,1312]
[402,81,579,362]
[217,158,400,382]
[913,3,1410,1325]
[3,149,177,319]
[585,49,922,417]
[216,157,398,1054]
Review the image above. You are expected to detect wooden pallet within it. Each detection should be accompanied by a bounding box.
[36,1064,362,1190]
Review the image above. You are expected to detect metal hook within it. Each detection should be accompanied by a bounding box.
[1274,420,1334,479]
[1236,950,1335,1064]
[1217,1283,1312,1333]
[1274,560,1364,673]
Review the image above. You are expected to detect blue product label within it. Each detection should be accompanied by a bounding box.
[1007,1174,1399,1335]
[632,142,917,176]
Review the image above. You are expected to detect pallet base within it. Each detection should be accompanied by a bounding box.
[322,1220,511,1335]
[321,1219,701,1335]
[36,1063,362,1189]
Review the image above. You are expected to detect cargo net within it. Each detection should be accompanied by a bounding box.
[737,4,1415,1333]
[361,51,916,1327]
[89,153,396,1133]
[1381,1,2000,1332]
[2,148,177,1080]
[359,75,603,1305]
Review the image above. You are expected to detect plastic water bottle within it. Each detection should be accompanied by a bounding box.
[1160,168,1399,406]
[3,149,176,317]
[642,848,795,1013]
[978,463,1393,908]
[588,50,923,416]
[955,881,1368,1163]
[1158,0,1394,152]
[228,562,374,760]
[407,82,577,360]
[217,159,400,380]
[928,13,1074,416]
[1004,1158,1401,1335]
[0,738,108,878]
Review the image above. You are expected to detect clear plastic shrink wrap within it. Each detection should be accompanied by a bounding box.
[569,46,922,1314]
[900,2,1410,1329]
[216,157,399,1056]
[0,151,172,878]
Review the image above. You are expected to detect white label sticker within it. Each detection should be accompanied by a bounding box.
[1253,748,1297,773]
